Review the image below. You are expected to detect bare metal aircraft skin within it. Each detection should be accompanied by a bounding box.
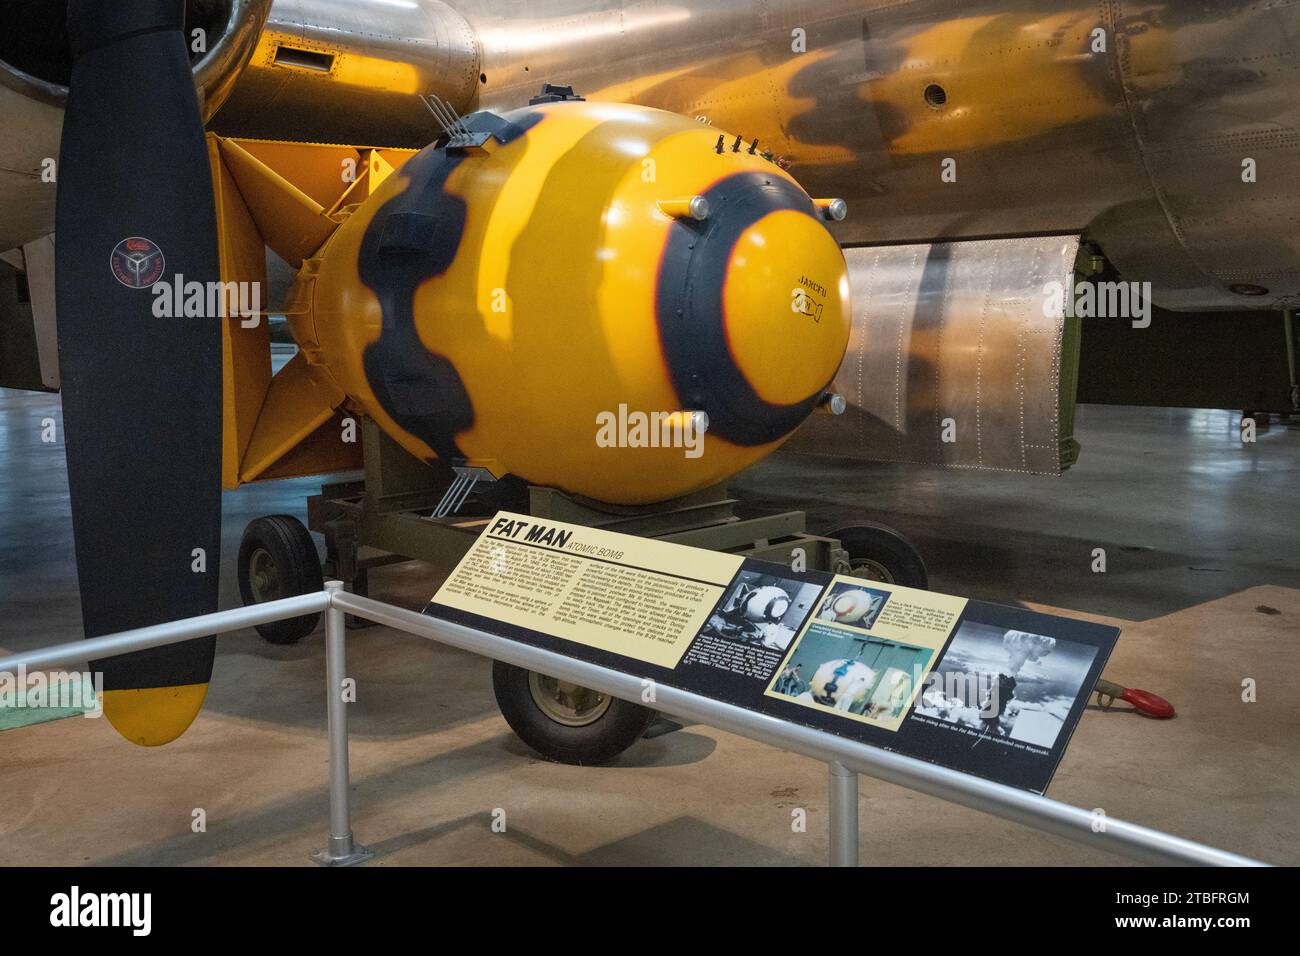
[5,1,1298,310]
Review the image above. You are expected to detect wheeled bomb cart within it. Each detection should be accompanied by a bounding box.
[237,417,928,763]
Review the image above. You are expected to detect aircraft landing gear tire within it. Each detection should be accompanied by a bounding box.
[492,661,656,765]
[237,515,324,645]
[830,523,929,590]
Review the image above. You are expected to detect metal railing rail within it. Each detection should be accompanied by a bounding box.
[0,583,1266,868]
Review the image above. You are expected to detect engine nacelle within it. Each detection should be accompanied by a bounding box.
[297,99,850,505]
[0,0,271,253]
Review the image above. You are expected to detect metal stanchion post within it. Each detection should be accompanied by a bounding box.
[311,582,373,866]
[828,760,859,867]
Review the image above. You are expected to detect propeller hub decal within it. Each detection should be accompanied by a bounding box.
[109,237,165,289]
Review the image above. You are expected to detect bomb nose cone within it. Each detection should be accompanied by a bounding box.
[656,174,852,448]
[723,205,851,407]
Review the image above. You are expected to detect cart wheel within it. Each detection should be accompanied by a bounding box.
[237,515,324,644]
[830,523,928,589]
[492,661,656,765]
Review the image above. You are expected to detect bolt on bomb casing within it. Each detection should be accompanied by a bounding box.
[297,100,850,505]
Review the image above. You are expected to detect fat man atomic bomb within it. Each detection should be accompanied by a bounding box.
[293,99,852,503]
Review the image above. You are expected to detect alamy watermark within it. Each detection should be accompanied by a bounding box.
[1043,279,1152,328]
[595,404,708,459]
[0,667,102,718]
[151,274,263,326]
[50,886,150,936]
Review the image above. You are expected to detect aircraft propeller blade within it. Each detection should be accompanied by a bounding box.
[55,0,223,745]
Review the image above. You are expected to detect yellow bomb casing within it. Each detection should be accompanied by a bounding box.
[297,100,850,504]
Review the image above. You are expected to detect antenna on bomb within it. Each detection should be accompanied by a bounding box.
[420,93,492,150]
[420,94,470,139]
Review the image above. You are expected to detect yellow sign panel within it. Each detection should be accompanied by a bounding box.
[433,512,743,669]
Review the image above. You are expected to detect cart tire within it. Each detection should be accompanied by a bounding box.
[830,523,928,589]
[237,515,324,644]
[492,661,656,765]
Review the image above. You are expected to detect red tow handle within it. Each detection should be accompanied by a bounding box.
[1095,679,1176,719]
